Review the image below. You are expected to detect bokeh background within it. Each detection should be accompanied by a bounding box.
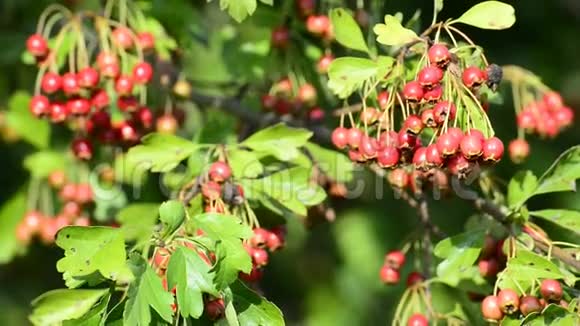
[0,0,579,324]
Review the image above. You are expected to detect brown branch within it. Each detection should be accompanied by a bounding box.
[179,176,202,206]
[471,197,580,271]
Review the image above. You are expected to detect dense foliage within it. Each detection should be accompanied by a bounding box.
[0,0,578,325]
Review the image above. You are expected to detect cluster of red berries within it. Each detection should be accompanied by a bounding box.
[261,79,325,122]
[17,170,92,244]
[26,22,172,160]
[481,279,565,321]
[271,1,334,50]
[240,226,286,282]
[379,250,425,287]
[201,161,247,213]
[509,91,574,163]
[331,43,504,185]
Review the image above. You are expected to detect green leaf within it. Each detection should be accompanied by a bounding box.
[231,281,284,326]
[124,255,174,325]
[5,91,50,149]
[373,15,421,46]
[498,250,564,292]
[435,0,444,15]
[227,149,264,179]
[434,229,485,286]
[23,151,67,179]
[116,203,159,243]
[217,0,269,23]
[125,133,198,173]
[452,1,515,30]
[0,190,26,263]
[520,304,580,325]
[159,200,185,238]
[327,57,379,99]
[62,292,110,326]
[242,123,312,162]
[535,146,580,195]
[167,247,218,318]
[507,170,538,209]
[529,209,580,236]
[188,213,253,289]
[329,8,369,53]
[56,226,133,287]
[304,143,354,183]
[30,289,108,326]
[241,167,326,216]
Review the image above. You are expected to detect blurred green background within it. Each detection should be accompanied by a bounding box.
[0,0,579,324]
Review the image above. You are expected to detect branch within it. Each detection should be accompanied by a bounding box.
[471,197,580,271]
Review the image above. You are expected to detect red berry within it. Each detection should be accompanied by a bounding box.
[271,26,290,49]
[117,96,139,113]
[520,296,542,316]
[62,73,80,96]
[26,34,48,57]
[90,111,112,130]
[407,313,428,326]
[379,131,399,148]
[412,147,428,171]
[385,250,405,269]
[377,91,390,110]
[75,184,94,205]
[101,63,120,79]
[403,115,424,135]
[540,279,563,302]
[347,128,363,148]
[418,66,443,88]
[91,89,109,110]
[48,102,67,123]
[209,162,232,182]
[554,106,574,128]
[380,265,400,284]
[447,154,472,176]
[308,107,325,121]
[97,52,118,68]
[482,137,504,162]
[112,27,133,49]
[425,144,443,167]
[358,135,378,159]
[498,289,520,314]
[250,228,269,248]
[239,267,263,282]
[61,201,81,219]
[260,94,277,111]
[59,184,77,202]
[403,81,424,102]
[436,132,460,157]
[133,62,153,84]
[397,130,417,151]
[543,91,563,110]
[67,97,91,116]
[481,296,504,321]
[317,54,334,74]
[251,248,269,267]
[517,110,536,131]
[155,114,178,134]
[132,106,154,129]
[447,127,464,142]
[41,72,62,94]
[29,95,50,117]
[460,133,483,160]
[428,43,450,68]
[420,109,437,128]
[137,32,155,50]
[433,101,456,125]
[23,210,43,233]
[462,66,486,88]
[306,15,331,35]
[115,75,134,96]
[297,83,317,105]
[406,271,424,287]
[266,230,284,252]
[331,127,349,149]
[296,0,315,16]
[478,258,499,278]
[508,139,530,164]
[377,147,400,168]
[71,138,93,160]
[388,168,409,189]
[77,67,100,89]
[423,85,443,103]
[359,107,379,125]
[205,298,225,320]
[117,121,139,143]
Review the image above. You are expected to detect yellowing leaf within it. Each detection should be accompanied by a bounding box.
[373,15,420,46]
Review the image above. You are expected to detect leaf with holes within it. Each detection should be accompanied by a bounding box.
[497,250,564,292]
[373,15,421,46]
[330,8,369,53]
[56,226,133,287]
[30,289,108,326]
[452,1,515,30]
[434,229,485,286]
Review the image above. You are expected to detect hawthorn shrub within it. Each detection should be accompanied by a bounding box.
[0,0,578,325]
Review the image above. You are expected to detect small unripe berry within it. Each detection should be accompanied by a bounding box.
[508,139,530,164]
